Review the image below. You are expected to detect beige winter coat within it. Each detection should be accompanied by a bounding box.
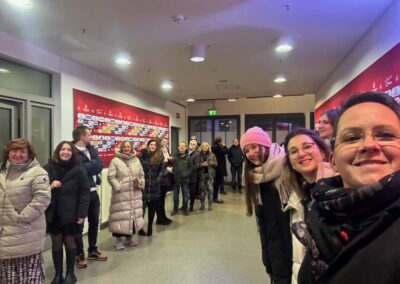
[107,150,145,235]
[0,159,51,259]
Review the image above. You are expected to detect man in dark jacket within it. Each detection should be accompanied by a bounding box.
[188,139,200,211]
[227,138,244,193]
[172,142,192,216]
[212,137,228,203]
[72,126,107,268]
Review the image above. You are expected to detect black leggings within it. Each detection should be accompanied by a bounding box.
[143,199,161,229]
[51,233,76,251]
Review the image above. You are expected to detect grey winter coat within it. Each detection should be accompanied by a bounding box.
[0,159,51,259]
[107,150,145,235]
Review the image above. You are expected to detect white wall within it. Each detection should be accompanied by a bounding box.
[316,0,400,107]
[188,94,315,136]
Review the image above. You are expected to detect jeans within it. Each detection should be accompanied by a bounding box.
[173,182,189,211]
[76,191,100,255]
[231,165,243,189]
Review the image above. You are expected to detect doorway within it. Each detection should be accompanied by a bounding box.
[170,126,180,156]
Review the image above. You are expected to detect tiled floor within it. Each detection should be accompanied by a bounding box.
[43,190,269,284]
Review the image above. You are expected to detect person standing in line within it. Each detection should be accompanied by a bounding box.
[72,126,107,268]
[228,138,244,193]
[44,141,90,284]
[0,139,51,283]
[212,137,228,202]
[188,139,200,211]
[198,142,217,211]
[317,109,339,146]
[241,127,292,284]
[171,142,192,216]
[139,139,165,236]
[107,140,145,250]
[157,137,173,225]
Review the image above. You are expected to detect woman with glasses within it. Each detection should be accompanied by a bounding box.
[241,126,292,284]
[298,92,400,283]
[282,129,332,283]
[317,109,339,146]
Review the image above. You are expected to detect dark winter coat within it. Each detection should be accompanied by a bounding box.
[257,181,292,283]
[139,149,165,202]
[212,143,228,177]
[198,151,217,184]
[43,161,90,226]
[173,151,192,184]
[74,144,103,188]
[228,145,244,167]
[298,173,400,284]
[188,150,200,184]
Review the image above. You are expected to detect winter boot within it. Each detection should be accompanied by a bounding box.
[51,250,64,284]
[64,248,77,284]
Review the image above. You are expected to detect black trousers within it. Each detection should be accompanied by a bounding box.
[230,165,243,189]
[189,181,198,207]
[158,186,170,221]
[213,174,224,200]
[76,191,100,255]
[143,199,161,229]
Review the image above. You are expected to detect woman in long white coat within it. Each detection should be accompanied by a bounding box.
[107,140,145,250]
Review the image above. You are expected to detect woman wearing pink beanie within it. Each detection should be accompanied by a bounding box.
[241,126,292,284]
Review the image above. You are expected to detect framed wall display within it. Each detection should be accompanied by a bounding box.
[73,89,169,167]
[315,42,400,121]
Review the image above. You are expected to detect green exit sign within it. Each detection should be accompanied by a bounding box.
[208,109,217,116]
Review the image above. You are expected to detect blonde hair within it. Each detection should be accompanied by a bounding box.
[200,142,211,153]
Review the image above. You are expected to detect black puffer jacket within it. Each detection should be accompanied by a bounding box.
[228,145,244,167]
[257,181,292,284]
[188,150,200,184]
[298,173,400,284]
[140,149,165,202]
[212,143,228,177]
[44,161,90,226]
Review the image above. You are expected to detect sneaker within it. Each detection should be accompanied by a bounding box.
[76,253,88,268]
[88,250,108,261]
[125,236,138,247]
[115,238,125,250]
[171,210,178,216]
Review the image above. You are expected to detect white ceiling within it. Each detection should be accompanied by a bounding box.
[0,0,394,102]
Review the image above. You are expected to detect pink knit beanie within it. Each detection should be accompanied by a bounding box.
[240,126,272,150]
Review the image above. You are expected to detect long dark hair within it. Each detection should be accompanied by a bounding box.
[146,139,163,165]
[283,128,331,198]
[51,141,80,165]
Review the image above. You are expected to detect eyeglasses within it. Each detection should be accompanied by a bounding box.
[288,142,316,159]
[333,130,400,150]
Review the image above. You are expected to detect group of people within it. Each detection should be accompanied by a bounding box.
[244,92,400,283]
[0,91,398,284]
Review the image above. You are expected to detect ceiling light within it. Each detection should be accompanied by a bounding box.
[115,53,132,65]
[275,37,294,53]
[7,0,33,9]
[190,44,206,62]
[274,74,287,83]
[186,96,195,102]
[161,81,173,90]
[228,98,237,102]
[273,94,283,98]
[0,68,11,73]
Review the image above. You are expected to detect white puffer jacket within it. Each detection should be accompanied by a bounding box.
[107,150,145,235]
[0,159,51,259]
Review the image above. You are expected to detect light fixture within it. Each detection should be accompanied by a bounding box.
[228,98,237,102]
[7,0,33,9]
[273,94,283,98]
[275,37,294,53]
[186,96,195,102]
[115,52,132,65]
[190,44,206,62]
[274,74,287,83]
[161,81,173,90]
[0,68,11,73]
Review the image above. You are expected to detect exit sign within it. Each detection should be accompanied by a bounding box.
[208,109,217,116]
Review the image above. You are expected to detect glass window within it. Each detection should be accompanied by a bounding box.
[0,58,51,98]
[31,106,52,165]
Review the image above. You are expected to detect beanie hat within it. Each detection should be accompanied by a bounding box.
[240,126,272,150]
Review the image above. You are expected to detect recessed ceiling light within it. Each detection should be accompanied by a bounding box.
[228,98,236,102]
[275,44,293,53]
[273,94,283,98]
[161,81,173,90]
[7,0,33,9]
[115,56,132,65]
[186,96,195,102]
[0,68,11,73]
[274,75,287,83]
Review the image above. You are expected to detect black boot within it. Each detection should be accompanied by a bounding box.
[51,250,64,284]
[64,248,77,284]
[147,225,153,236]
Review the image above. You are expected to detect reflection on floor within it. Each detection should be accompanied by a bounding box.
[43,190,269,284]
